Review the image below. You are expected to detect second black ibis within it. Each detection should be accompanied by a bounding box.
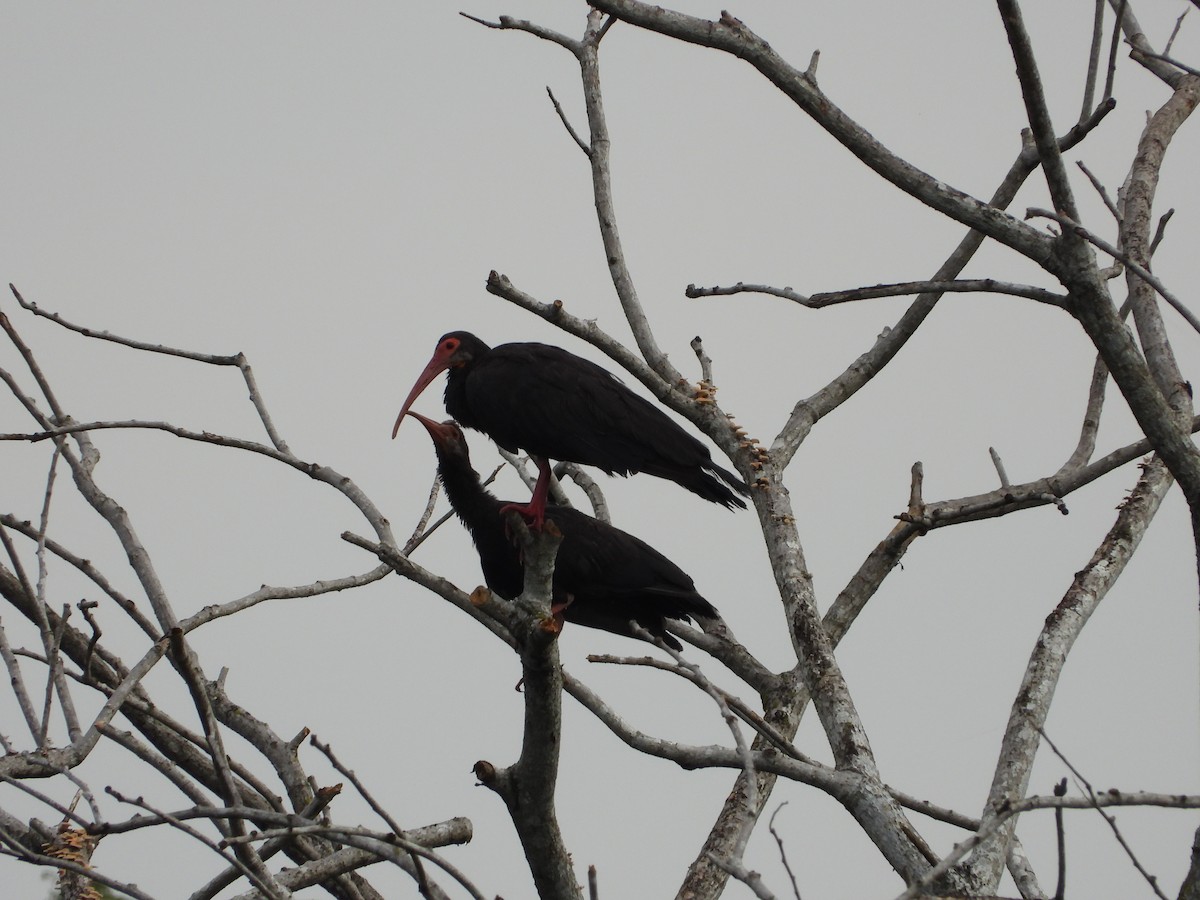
[393,331,750,528]
[407,411,719,649]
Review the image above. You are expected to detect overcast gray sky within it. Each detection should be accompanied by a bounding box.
[2,2,1199,898]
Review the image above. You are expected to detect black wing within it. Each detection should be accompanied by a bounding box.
[547,506,717,621]
[464,343,748,507]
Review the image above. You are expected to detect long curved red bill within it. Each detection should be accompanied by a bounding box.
[404,409,454,442]
[392,355,450,438]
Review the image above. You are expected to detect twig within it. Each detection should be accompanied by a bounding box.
[459,11,580,53]
[1165,7,1189,55]
[586,653,815,764]
[498,447,572,507]
[1,292,71,426]
[0,616,40,741]
[685,278,1067,309]
[406,462,506,553]
[106,787,277,895]
[36,445,84,745]
[0,514,159,640]
[804,49,819,81]
[768,803,803,900]
[484,273,703,430]
[989,448,1011,490]
[0,418,399,553]
[757,81,1100,467]
[99,723,216,811]
[1149,208,1174,257]
[575,8,679,383]
[0,824,157,900]
[908,462,925,517]
[221,826,484,900]
[1027,207,1200,336]
[309,734,432,896]
[1080,0,1106,121]
[0,637,167,777]
[38,606,69,748]
[1060,296,1137,473]
[1103,0,1128,101]
[236,355,291,454]
[552,462,611,523]
[546,86,591,156]
[0,770,90,826]
[341,530,519,646]
[1136,49,1200,78]
[78,600,102,685]
[691,335,714,386]
[403,471,444,554]
[1075,160,1121,221]
[664,617,777,695]
[1053,778,1067,900]
[167,630,290,899]
[178,564,392,634]
[0,522,37,606]
[625,623,769,895]
[186,787,343,900]
[1109,0,1186,86]
[892,812,1010,900]
[588,1,1055,264]
[1038,728,1169,900]
[11,286,292,452]
[10,284,239,364]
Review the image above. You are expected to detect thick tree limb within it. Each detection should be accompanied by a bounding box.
[1117,73,1200,398]
[473,523,581,900]
[997,0,1083,225]
[773,99,1114,469]
[957,455,1173,891]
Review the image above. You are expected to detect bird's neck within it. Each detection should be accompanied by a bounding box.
[435,451,504,528]
[443,370,474,426]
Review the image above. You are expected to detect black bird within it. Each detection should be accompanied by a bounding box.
[393,331,749,528]
[407,411,719,649]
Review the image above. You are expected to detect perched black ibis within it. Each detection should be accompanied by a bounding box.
[393,331,750,528]
[407,411,719,649]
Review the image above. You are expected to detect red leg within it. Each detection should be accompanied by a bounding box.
[499,456,552,531]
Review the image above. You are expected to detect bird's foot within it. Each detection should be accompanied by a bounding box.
[541,599,570,636]
[498,500,547,532]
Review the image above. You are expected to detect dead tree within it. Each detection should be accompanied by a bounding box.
[1,2,1198,898]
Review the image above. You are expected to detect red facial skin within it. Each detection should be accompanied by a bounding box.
[396,339,550,529]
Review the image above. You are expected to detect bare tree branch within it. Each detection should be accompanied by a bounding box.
[685,279,1069,309]
[587,1,1055,262]
[473,522,581,900]
[958,455,1173,891]
[1038,729,1169,900]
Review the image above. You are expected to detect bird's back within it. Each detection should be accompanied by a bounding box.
[453,341,721,478]
[545,505,717,622]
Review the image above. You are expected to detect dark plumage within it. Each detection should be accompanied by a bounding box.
[407,411,718,649]
[393,331,749,528]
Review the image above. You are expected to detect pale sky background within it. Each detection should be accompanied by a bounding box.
[2,2,1198,898]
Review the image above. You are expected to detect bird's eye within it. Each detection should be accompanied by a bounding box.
[443,338,459,352]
